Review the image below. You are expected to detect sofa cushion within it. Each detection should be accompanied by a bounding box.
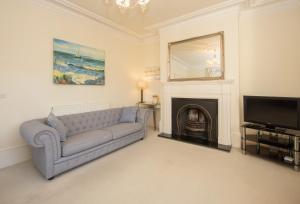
[59,108,122,137]
[62,129,112,157]
[47,112,68,142]
[119,107,138,123]
[104,123,143,140]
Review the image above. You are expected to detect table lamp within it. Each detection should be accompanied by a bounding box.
[137,80,147,103]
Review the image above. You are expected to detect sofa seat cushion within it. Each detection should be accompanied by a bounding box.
[62,129,112,157]
[104,123,143,139]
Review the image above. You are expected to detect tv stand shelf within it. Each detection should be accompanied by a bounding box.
[241,123,300,171]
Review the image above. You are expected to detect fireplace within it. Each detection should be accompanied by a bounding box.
[158,80,234,151]
[172,98,218,145]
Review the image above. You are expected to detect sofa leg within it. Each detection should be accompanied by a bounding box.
[48,176,55,181]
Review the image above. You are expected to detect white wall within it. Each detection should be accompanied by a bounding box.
[0,0,145,168]
[140,38,161,129]
[141,38,161,103]
[240,1,300,98]
[159,7,241,147]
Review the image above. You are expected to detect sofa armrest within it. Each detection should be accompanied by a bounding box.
[137,108,151,135]
[20,120,61,161]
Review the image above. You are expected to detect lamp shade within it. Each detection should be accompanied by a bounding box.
[137,80,147,89]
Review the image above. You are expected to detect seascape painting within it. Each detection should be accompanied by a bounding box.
[53,39,105,85]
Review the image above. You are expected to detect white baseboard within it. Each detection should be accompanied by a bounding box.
[0,145,31,169]
[232,131,242,148]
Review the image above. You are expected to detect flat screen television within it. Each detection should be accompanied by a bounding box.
[243,96,300,130]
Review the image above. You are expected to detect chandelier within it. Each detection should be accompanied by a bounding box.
[105,0,151,12]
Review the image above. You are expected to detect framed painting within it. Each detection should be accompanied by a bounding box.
[53,39,105,85]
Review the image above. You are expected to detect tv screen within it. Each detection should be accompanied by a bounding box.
[244,96,300,130]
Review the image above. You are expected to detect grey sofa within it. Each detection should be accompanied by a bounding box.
[20,107,150,180]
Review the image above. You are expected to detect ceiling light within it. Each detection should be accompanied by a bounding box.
[137,0,150,11]
[115,0,130,8]
[105,0,150,12]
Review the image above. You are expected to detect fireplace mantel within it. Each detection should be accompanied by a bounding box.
[161,79,234,86]
[160,80,234,147]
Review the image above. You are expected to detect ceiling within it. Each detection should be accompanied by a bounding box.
[63,0,229,36]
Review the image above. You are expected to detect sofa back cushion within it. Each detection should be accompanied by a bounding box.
[119,106,138,123]
[58,108,122,136]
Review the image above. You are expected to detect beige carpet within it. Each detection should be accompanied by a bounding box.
[0,131,300,204]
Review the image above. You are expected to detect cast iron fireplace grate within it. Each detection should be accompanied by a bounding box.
[159,98,230,152]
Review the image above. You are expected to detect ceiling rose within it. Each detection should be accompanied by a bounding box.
[105,0,151,12]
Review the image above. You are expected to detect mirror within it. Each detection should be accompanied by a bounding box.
[168,32,224,81]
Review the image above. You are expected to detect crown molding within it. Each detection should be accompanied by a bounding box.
[39,0,246,40]
[248,0,279,6]
[141,34,160,44]
[45,0,147,39]
[139,32,159,40]
[241,0,300,12]
[248,0,300,7]
[144,0,246,31]
[144,0,298,31]
[40,0,298,40]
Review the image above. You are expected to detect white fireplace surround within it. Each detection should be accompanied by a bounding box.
[158,5,241,147]
[160,80,233,147]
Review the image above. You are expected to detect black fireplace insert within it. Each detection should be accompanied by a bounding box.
[171,98,218,145]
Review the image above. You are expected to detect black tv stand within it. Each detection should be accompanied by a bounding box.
[265,124,277,130]
[241,123,300,171]
[274,127,287,133]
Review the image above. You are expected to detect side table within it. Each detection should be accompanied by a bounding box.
[137,103,160,130]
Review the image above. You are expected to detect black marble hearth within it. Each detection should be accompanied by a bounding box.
[158,133,231,152]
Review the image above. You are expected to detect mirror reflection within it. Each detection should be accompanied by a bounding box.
[169,32,224,81]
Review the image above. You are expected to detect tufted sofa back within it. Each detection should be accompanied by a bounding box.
[58,108,122,137]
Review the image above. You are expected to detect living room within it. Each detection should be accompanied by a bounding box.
[0,0,300,203]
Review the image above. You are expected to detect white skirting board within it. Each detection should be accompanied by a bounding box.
[0,145,31,169]
[232,131,242,148]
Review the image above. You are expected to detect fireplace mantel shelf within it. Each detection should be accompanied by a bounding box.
[161,79,234,86]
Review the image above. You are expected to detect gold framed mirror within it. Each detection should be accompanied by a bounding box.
[168,32,225,81]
